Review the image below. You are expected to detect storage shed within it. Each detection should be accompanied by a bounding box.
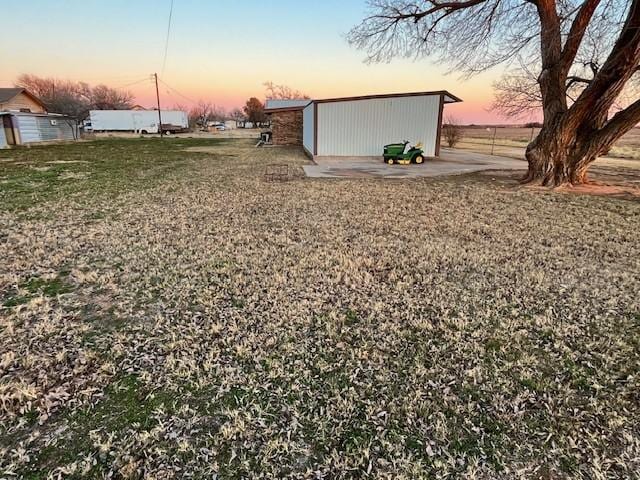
[0,112,78,148]
[0,117,7,149]
[302,91,461,159]
[0,88,78,148]
[264,99,311,146]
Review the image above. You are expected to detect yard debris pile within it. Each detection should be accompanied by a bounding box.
[0,139,639,478]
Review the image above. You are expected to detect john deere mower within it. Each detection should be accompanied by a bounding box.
[383,141,425,165]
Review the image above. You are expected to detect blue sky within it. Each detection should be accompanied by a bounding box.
[0,1,507,122]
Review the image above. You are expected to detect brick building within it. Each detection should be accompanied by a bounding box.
[264,99,311,146]
[268,108,305,145]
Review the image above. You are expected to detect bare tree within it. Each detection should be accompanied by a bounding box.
[89,84,133,110]
[230,108,245,127]
[188,101,213,129]
[442,116,464,147]
[492,62,543,118]
[348,0,640,186]
[16,74,133,120]
[173,103,188,113]
[209,105,228,123]
[16,74,88,118]
[264,81,310,100]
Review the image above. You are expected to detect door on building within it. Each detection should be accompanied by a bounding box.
[2,115,16,145]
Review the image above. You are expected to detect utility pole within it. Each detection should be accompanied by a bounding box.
[154,73,163,138]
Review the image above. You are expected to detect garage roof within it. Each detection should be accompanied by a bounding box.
[265,91,462,114]
[265,99,312,112]
[313,90,462,104]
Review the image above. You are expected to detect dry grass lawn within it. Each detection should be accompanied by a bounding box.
[0,138,639,479]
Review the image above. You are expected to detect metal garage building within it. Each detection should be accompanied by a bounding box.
[0,89,78,148]
[302,91,461,159]
[0,118,6,148]
[0,112,78,148]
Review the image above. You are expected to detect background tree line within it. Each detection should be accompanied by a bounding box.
[16,74,134,120]
[16,74,312,130]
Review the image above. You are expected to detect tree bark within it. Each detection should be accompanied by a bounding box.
[524,126,599,186]
[524,104,639,187]
[522,0,640,186]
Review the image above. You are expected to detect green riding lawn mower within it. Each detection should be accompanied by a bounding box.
[383,141,425,165]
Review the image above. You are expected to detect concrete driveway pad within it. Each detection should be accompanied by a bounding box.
[303,149,527,179]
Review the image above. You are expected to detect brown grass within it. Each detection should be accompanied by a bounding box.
[0,139,638,479]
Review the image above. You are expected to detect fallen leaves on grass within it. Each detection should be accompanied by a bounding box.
[0,141,638,479]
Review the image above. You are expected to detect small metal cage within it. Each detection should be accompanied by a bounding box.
[264,164,290,182]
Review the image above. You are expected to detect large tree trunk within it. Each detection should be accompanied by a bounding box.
[521,0,640,187]
[523,122,601,186]
[522,97,640,186]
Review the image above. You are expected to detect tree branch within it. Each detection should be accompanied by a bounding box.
[535,0,563,67]
[567,0,640,122]
[381,0,489,21]
[561,0,602,70]
[566,75,592,90]
[595,98,640,146]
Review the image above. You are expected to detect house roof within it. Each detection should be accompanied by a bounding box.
[0,87,46,107]
[0,88,25,103]
[313,90,462,104]
[265,99,312,112]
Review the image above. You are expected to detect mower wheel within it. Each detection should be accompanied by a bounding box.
[414,155,424,164]
[386,158,395,165]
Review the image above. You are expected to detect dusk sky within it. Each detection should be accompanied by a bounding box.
[0,0,525,123]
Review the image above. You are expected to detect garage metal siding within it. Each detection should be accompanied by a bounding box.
[15,115,76,143]
[303,103,315,155]
[316,95,441,157]
[15,115,41,143]
[0,120,6,148]
[35,117,76,141]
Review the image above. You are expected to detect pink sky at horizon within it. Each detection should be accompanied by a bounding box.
[128,82,529,125]
[0,1,543,125]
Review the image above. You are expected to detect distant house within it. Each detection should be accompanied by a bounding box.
[0,88,78,149]
[0,88,47,113]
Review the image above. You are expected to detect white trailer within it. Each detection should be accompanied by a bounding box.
[88,110,188,134]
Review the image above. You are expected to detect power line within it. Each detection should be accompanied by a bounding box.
[71,73,152,82]
[161,0,175,75]
[114,77,154,90]
[158,78,198,104]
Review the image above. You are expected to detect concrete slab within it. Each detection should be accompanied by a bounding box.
[303,149,527,179]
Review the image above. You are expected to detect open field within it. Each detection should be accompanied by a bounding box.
[1,139,639,478]
[450,127,640,161]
